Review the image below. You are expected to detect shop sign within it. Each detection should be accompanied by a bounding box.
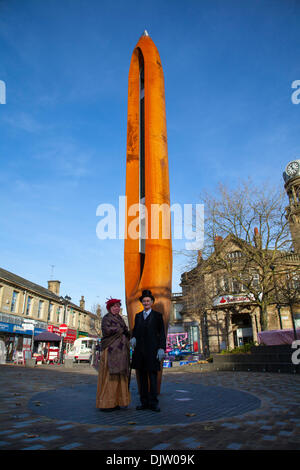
[0,321,44,335]
[77,331,89,338]
[48,324,61,335]
[64,328,77,343]
[47,324,76,343]
[0,321,10,332]
[213,293,255,307]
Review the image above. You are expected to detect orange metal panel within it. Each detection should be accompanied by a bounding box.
[124,34,172,335]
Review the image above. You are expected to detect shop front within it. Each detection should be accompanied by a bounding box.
[0,314,46,362]
[167,322,200,356]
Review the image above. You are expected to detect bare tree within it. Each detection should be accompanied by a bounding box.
[272,264,300,339]
[90,303,103,337]
[181,180,298,331]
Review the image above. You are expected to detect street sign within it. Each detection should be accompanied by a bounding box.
[59,324,68,333]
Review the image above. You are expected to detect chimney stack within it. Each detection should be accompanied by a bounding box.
[80,295,85,310]
[253,227,262,249]
[214,236,223,250]
[47,280,61,295]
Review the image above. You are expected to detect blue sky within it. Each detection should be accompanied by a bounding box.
[0,0,300,313]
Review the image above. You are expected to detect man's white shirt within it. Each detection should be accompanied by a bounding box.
[143,308,152,320]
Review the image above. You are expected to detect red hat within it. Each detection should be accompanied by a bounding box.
[106,297,121,311]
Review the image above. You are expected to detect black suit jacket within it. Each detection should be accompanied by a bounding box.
[131,309,166,372]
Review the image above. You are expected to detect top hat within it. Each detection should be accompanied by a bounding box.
[139,289,155,302]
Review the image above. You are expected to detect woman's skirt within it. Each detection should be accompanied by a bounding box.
[96,348,130,409]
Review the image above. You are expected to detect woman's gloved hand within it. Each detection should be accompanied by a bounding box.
[130,337,136,350]
[156,349,165,361]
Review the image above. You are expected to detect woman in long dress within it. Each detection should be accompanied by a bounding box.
[96,298,131,411]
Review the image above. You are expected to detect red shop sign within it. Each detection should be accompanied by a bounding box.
[64,328,77,343]
[48,325,61,335]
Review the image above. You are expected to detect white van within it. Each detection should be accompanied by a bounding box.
[66,337,98,363]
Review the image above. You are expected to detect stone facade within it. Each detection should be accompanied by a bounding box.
[176,237,300,357]
[0,267,96,338]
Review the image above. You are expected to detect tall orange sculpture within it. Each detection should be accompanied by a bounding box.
[124,31,172,348]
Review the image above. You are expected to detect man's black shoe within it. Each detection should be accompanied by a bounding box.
[136,405,148,410]
[149,405,160,412]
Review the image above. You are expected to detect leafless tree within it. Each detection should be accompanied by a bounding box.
[90,303,103,337]
[181,180,299,331]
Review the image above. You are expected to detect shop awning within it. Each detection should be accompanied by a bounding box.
[34,331,61,342]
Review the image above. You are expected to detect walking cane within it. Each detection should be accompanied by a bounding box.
[128,359,132,390]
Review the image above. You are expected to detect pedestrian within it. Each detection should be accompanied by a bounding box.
[43,345,48,362]
[130,289,166,412]
[96,298,131,411]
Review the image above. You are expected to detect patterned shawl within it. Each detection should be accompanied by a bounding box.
[100,312,130,376]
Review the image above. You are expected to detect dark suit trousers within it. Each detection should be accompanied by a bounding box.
[138,359,158,407]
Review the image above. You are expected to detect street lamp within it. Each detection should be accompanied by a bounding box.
[60,295,71,323]
[270,265,283,330]
[59,295,71,363]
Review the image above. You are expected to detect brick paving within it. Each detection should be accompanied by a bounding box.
[0,364,300,450]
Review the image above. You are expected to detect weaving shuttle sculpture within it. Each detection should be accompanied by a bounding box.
[124,32,172,357]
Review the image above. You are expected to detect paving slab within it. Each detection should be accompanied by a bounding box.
[1,364,300,450]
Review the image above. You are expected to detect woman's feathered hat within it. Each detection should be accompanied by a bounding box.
[106,297,121,311]
[139,289,155,302]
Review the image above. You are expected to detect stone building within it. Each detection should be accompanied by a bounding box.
[283,158,300,253]
[169,160,300,356]
[0,267,97,361]
[178,238,300,356]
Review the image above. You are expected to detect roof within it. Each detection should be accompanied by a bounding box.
[0,267,61,302]
[0,266,94,316]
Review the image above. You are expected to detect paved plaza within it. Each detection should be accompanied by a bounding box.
[0,364,300,451]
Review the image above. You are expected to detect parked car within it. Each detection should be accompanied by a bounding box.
[65,337,98,363]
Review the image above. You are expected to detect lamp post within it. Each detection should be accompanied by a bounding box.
[59,296,71,364]
[270,265,283,330]
[60,295,71,323]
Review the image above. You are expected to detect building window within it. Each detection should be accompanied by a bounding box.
[251,271,260,288]
[232,279,240,294]
[288,272,300,290]
[223,276,230,292]
[37,300,44,319]
[56,308,59,323]
[48,303,53,322]
[174,303,183,320]
[11,290,19,313]
[26,296,33,315]
[227,251,242,261]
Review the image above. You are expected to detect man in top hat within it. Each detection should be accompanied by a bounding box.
[130,290,166,412]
